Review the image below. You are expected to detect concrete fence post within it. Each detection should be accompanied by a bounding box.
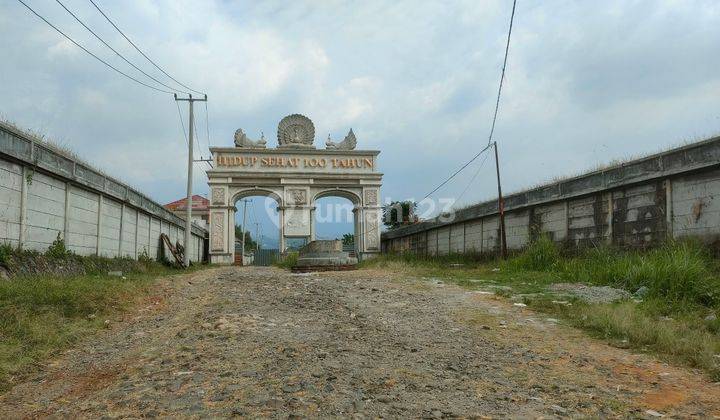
[96,195,103,256]
[480,217,484,253]
[19,165,28,247]
[447,228,451,254]
[607,192,614,245]
[134,210,139,259]
[665,178,673,239]
[118,203,125,257]
[563,201,570,243]
[148,215,152,258]
[64,183,71,243]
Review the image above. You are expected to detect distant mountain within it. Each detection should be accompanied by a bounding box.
[258,234,279,249]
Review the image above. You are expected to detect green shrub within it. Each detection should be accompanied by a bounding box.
[45,233,70,260]
[138,248,154,264]
[274,251,298,269]
[0,244,13,266]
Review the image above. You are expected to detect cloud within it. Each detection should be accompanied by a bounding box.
[1,0,720,238]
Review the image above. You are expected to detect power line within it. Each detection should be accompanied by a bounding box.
[421,142,494,200]
[176,100,211,169]
[487,0,517,146]
[88,0,205,95]
[175,100,188,146]
[419,0,518,200]
[453,147,492,208]
[191,103,203,159]
[16,0,174,94]
[204,101,212,154]
[54,0,185,94]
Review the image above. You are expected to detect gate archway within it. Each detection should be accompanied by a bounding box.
[207,114,382,264]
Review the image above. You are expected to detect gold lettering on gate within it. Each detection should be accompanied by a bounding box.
[217,155,373,170]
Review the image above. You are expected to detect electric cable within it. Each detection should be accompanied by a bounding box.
[16,0,174,94]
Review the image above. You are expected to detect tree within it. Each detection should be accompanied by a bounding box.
[382,200,417,229]
[341,233,355,246]
[235,224,257,251]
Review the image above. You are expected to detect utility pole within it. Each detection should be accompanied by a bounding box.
[174,93,207,268]
[255,222,261,253]
[240,199,248,264]
[493,141,508,259]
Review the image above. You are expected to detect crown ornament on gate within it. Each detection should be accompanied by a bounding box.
[277,114,315,149]
[233,114,357,150]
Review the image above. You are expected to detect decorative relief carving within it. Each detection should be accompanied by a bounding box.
[234,129,267,148]
[211,187,226,205]
[277,114,315,148]
[365,211,380,249]
[364,189,378,205]
[288,189,307,205]
[211,212,225,251]
[326,128,357,150]
[284,208,311,236]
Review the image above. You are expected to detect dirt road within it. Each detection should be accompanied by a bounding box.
[2,266,719,418]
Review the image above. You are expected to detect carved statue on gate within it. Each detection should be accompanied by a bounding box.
[234,128,267,148]
[326,128,357,150]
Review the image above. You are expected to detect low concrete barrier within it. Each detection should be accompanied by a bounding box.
[0,122,207,262]
[382,135,720,255]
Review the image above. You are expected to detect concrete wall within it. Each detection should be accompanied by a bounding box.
[0,122,207,262]
[383,135,720,255]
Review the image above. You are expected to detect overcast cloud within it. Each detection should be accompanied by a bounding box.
[2,0,719,241]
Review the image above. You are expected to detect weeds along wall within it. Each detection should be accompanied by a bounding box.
[0,122,207,262]
[382,135,720,255]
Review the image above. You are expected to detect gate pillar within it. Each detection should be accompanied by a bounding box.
[209,206,234,264]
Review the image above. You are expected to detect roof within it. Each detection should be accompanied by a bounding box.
[164,195,210,211]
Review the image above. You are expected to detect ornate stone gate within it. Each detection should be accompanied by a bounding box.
[207,114,383,264]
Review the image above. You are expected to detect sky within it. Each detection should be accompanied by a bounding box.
[2,0,720,246]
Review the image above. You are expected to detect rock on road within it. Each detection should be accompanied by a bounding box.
[2,266,719,418]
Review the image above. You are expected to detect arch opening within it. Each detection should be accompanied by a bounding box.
[313,194,357,253]
[232,191,281,266]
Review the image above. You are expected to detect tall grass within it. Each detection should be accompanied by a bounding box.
[364,238,720,378]
[0,262,189,392]
[273,251,299,269]
[504,237,719,309]
[564,242,719,307]
[505,235,561,272]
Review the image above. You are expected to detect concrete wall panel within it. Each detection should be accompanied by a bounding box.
[482,216,499,251]
[532,202,566,242]
[25,171,65,251]
[66,185,99,255]
[672,169,720,238]
[149,218,161,259]
[121,206,137,258]
[612,182,666,247]
[100,198,122,257]
[449,224,464,253]
[464,219,483,252]
[427,229,437,256]
[137,213,150,257]
[0,159,22,246]
[505,210,529,249]
[568,195,609,247]
[436,226,451,255]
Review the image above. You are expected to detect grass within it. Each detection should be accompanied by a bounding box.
[362,238,720,379]
[273,251,298,269]
[0,252,199,392]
